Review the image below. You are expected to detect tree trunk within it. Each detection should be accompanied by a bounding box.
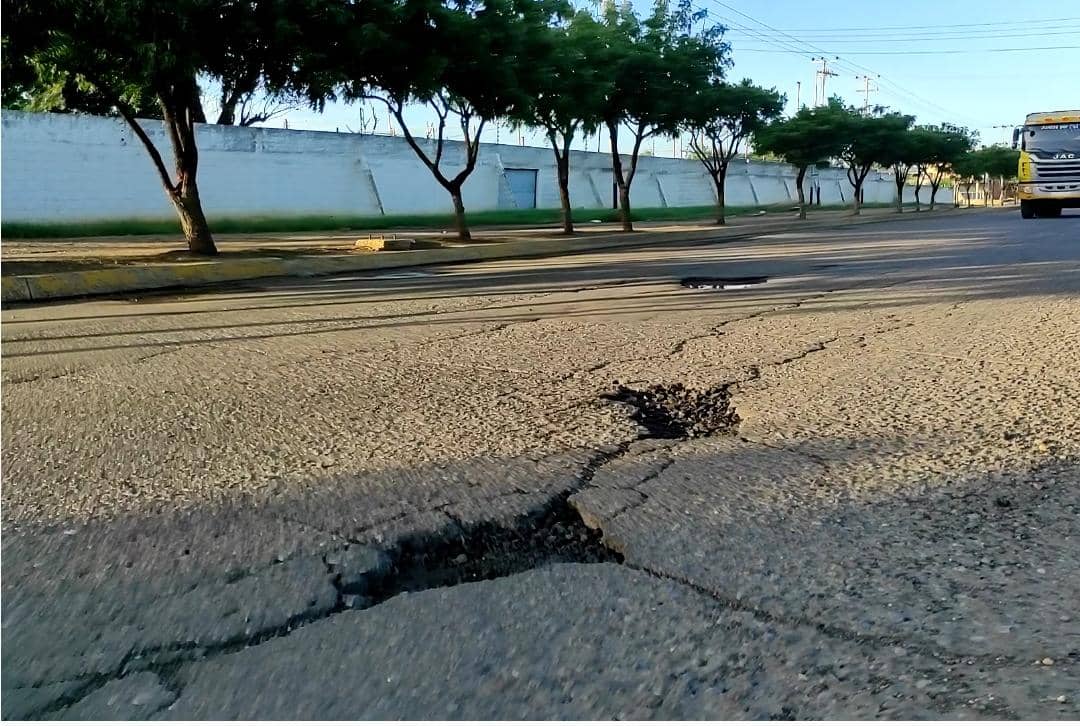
[913,172,923,212]
[450,188,470,241]
[713,171,727,225]
[164,99,216,255]
[608,122,633,232]
[170,176,216,255]
[894,168,904,213]
[929,182,939,211]
[555,148,573,235]
[852,179,863,215]
[216,102,237,126]
[617,184,632,231]
[795,166,807,220]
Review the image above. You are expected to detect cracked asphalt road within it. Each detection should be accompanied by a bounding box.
[3,208,1079,718]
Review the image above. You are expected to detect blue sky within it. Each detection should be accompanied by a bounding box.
[272,0,1080,154]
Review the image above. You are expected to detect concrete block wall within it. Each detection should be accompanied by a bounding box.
[0,110,951,224]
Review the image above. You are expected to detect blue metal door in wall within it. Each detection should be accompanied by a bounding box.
[505,168,538,209]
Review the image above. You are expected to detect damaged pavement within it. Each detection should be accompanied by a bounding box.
[2,211,1080,718]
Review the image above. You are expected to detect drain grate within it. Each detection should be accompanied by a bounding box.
[603,383,741,439]
[681,276,768,290]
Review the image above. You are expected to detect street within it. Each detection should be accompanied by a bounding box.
[2,208,1079,718]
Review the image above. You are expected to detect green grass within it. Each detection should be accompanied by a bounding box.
[1,202,902,239]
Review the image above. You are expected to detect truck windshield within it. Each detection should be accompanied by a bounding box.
[1023,122,1080,152]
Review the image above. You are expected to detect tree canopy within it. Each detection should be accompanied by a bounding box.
[752,100,845,218]
[598,0,730,231]
[685,79,785,224]
[506,9,609,233]
[341,0,569,240]
[914,123,977,209]
[834,104,914,214]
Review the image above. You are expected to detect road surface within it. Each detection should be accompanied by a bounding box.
[3,208,1079,718]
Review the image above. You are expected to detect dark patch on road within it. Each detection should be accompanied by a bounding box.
[681,276,768,290]
[603,383,741,439]
[347,498,622,609]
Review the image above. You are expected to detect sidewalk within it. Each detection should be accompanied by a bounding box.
[0,207,976,304]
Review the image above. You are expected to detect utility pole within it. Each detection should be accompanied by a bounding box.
[811,57,838,106]
[990,124,1013,144]
[855,74,880,113]
[796,81,801,111]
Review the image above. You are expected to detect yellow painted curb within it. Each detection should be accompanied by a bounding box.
[14,258,292,303]
[1,276,32,303]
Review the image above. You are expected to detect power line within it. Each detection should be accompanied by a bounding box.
[752,16,1080,32]
[724,28,1080,42]
[700,0,987,126]
[735,44,1080,54]
[693,5,814,59]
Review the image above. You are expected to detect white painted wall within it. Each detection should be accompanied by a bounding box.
[0,111,952,224]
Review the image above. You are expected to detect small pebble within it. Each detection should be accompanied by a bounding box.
[1041,657,1055,666]
[1057,695,1068,704]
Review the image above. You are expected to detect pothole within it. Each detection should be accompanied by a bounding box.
[603,383,741,439]
[349,499,622,608]
[681,276,768,290]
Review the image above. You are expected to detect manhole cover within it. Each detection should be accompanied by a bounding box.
[681,276,768,290]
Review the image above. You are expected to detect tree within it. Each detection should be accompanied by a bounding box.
[2,0,336,254]
[684,80,784,225]
[753,101,845,220]
[978,145,1020,179]
[353,0,565,241]
[598,0,728,232]
[916,123,976,211]
[951,150,983,208]
[835,106,913,215]
[905,127,938,211]
[509,10,607,234]
[954,145,1018,206]
[883,127,923,213]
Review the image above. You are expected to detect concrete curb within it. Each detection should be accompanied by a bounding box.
[0,209,978,305]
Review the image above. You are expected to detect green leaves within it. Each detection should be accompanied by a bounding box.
[755,103,847,171]
[837,107,915,173]
[686,79,785,162]
[915,123,977,167]
[509,9,608,141]
[598,0,730,136]
[954,145,1019,181]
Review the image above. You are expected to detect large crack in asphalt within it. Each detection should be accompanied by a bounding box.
[22,326,837,716]
[22,304,936,718]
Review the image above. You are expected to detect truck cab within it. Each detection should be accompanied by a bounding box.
[1012,110,1080,218]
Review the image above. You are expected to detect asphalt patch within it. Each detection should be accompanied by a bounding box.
[603,383,741,439]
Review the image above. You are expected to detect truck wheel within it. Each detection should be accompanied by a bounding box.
[1021,200,1035,219]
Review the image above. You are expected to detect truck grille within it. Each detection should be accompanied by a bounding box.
[1033,157,1080,183]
